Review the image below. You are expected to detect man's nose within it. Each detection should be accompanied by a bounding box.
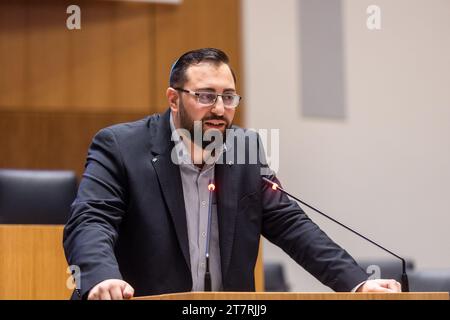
[211,96,225,116]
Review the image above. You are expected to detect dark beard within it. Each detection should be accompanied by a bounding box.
[178,99,231,149]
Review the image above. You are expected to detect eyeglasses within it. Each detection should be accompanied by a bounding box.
[174,88,241,109]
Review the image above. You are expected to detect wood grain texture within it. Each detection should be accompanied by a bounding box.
[135,291,450,300]
[0,111,147,177]
[0,225,71,300]
[0,0,243,117]
[0,0,155,112]
[254,241,264,291]
[0,0,244,174]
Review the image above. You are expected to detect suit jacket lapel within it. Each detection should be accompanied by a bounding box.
[215,162,239,281]
[149,110,191,271]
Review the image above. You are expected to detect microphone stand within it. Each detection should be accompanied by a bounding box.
[204,180,215,291]
[262,177,409,292]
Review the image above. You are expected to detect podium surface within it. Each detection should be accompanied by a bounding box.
[135,291,449,300]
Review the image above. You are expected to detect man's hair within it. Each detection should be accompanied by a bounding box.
[169,48,236,88]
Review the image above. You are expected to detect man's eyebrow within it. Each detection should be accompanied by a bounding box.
[196,87,236,93]
[195,87,216,92]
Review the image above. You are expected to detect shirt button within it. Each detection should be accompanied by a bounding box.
[201,200,206,206]
[202,232,206,238]
[200,263,205,268]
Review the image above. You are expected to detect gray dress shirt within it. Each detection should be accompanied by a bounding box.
[170,113,223,291]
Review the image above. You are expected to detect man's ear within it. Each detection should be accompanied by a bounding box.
[167,87,179,112]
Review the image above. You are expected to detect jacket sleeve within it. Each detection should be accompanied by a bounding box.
[260,174,368,292]
[63,128,128,298]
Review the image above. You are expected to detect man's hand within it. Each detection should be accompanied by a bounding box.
[87,279,135,300]
[357,279,402,293]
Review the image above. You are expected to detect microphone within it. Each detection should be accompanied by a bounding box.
[204,180,215,291]
[262,176,409,292]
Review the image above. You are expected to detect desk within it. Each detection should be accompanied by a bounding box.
[0,225,71,299]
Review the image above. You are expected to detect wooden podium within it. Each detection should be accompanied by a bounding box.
[1,224,448,301]
[135,291,449,300]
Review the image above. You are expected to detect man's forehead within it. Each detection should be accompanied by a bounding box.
[185,62,233,79]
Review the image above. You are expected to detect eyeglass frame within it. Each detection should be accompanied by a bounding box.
[173,87,242,109]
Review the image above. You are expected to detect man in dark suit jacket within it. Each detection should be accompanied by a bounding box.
[63,48,401,300]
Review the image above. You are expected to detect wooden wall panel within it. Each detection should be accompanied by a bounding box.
[0,1,28,109]
[0,0,155,113]
[0,111,147,177]
[68,2,155,112]
[0,0,244,175]
[26,1,72,111]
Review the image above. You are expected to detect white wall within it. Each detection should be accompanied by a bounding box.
[242,0,450,291]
